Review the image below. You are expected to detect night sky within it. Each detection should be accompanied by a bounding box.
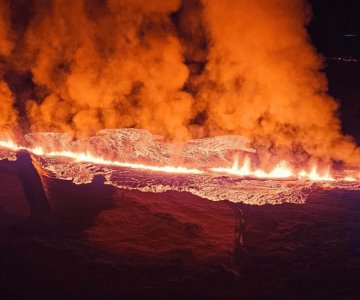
[309,0,360,143]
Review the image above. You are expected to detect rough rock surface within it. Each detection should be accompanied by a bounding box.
[0,158,360,299]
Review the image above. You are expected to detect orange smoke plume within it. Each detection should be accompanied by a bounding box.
[23,0,192,140]
[197,0,359,165]
[0,0,358,167]
[0,1,17,138]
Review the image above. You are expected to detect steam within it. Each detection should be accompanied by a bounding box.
[0,0,359,165]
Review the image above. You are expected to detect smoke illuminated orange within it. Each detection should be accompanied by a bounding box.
[0,0,359,168]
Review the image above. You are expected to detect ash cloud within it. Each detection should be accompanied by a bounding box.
[0,0,359,166]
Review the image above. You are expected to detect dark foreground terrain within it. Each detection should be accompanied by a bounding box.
[0,157,360,300]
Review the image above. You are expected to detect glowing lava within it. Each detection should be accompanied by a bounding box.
[211,156,340,182]
[0,138,358,182]
[0,139,21,151]
[298,166,335,182]
[0,139,204,175]
[211,157,295,179]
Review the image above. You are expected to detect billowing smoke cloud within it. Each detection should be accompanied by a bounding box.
[0,1,17,138]
[0,0,359,165]
[23,0,193,140]
[196,0,358,165]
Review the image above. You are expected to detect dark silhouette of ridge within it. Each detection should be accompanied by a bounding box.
[15,150,50,220]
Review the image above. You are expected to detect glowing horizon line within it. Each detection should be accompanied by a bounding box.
[0,139,358,182]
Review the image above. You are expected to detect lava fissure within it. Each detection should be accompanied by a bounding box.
[0,130,359,205]
[0,133,358,182]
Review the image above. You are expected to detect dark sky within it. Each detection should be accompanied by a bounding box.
[308,0,360,143]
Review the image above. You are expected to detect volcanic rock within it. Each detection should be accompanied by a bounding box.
[0,161,360,299]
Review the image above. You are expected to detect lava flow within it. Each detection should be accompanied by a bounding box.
[211,156,339,181]
[0,135,358,183]
[1,130,360,205]
[0,139,204,175]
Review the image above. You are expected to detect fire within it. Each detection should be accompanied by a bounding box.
[253,161,294,179]
[0,139,204,175]
[0,139,21,151]
[43,150,205,175]
[211,157,295,179]
[343,176,357,182]
[211,156,343,182]
[0,138,358,182]
[298,166,335,182]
